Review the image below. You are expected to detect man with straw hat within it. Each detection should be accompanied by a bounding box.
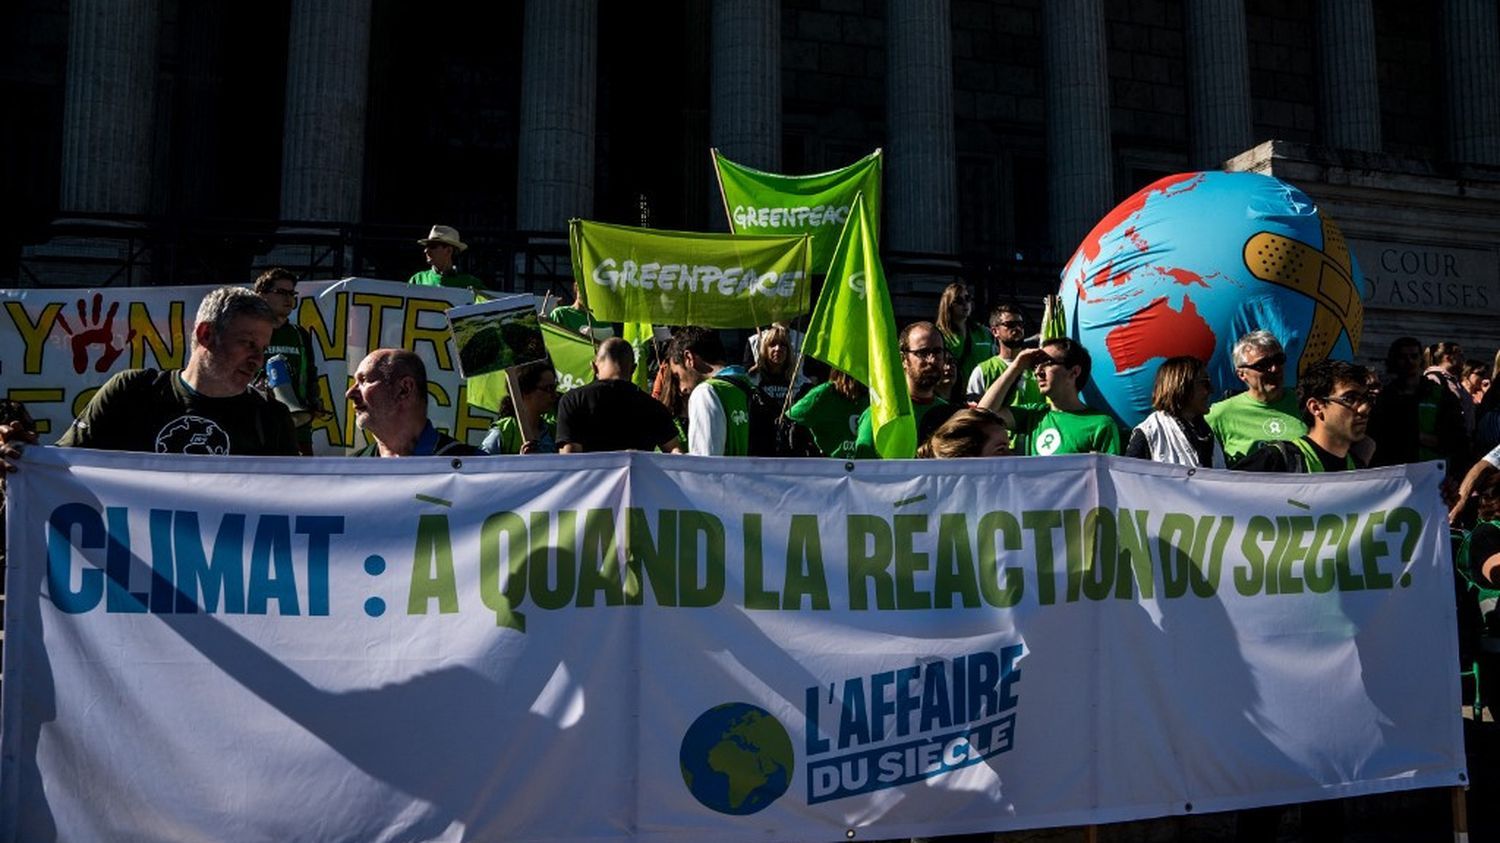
[409,224,486,291]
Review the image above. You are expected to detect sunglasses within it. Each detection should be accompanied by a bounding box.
[1236,352,1286,373]
[993,320,1025,330]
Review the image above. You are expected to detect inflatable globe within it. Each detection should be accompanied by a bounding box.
[1059,171,1363,429]
[679,702,793,815]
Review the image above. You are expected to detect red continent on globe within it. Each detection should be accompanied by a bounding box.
[1104,296,1216,371]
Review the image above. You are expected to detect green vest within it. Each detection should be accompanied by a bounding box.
[704,376,753,456]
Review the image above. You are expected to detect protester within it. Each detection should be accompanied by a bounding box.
[1462,360,1490,406]
[916,408,1012,458]
[1452,440,1500,520]
[852,322,950,458]
[934,282,995,404]
[977,337,1122,456]
[481,361,559,455]
[253,267,322,455]
[1124,356,1224,468]
[747,323,808,405]
[408,225,485,291]
[964,303,1042,405]
[786,369,869,459]
[1425,340,1475,433]
[669,327,759,456]
[550,279,612,338]
[46,286,299,456]
[1235,359,1371,472]
[1368,336,1466,470]
[347,348,482,457]
[556,338,682,453]
[1205,330,1305,463]
[652,362,690,444]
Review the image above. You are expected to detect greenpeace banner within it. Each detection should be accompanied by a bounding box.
[570,219,812,328]
[0,279,495,454]
[2,452,1463,842]
[714,148,883,274]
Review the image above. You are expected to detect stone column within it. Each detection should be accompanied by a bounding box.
[710,0,780,227]
[280,0,372,224]
[1441,0,1500,165]
[1316,0,1382,152]
[59,0,162,215]
[517,0,599,231]
[885,0,957,254]
[1043,0,1114,260]
[1185,0,1253,169]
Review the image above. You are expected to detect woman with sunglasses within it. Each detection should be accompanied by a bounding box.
[934,282,994,404]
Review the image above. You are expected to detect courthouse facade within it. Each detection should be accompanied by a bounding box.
[3,0,1500,357]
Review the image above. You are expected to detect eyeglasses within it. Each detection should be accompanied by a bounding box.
[993,320,1025,330]
[270,289,299,300]
[1321,392,1374,411]
[902,347,945,361]
[1236,352,1286,373]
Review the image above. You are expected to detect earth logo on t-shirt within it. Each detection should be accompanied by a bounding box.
[155,415,232,455]
[1034,428,1062,455]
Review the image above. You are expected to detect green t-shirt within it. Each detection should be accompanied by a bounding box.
[1205,390,1306,462]
[966,354,1044,406]
[852,398,948,459]
[408,267,486,291]
[550,305,611,338]
[786,382,869,459]
[1010,404,1123,456]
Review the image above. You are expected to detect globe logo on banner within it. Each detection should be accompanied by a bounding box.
[679,702,794,815]
[1058,170,1363,428]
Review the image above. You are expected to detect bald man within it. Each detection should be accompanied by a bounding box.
[346,348,482,457]
[556,338,682,453]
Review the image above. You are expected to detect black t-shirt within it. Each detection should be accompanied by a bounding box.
[57,368,298,456]
[1468,523,1500,589]
[555,379,680,452]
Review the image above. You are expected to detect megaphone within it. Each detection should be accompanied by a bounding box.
[265,354,312,427]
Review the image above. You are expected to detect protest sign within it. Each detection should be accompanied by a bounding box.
[570,219,811,328]
[714,148,882,273]
[0,279,495,454]
[2,450,1464,842]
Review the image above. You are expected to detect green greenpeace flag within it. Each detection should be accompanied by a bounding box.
[803,192,915,459]
[466,318,597,410]
[570,220,811,328]
[714,148,882,273]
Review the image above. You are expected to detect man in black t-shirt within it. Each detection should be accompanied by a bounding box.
[53,286,298,456]
[557,338,682,453]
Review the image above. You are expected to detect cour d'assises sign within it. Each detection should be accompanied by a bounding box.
[1351,238,1500,314]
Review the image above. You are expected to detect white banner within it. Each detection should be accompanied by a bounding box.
[1,451,1465,842]
[0,279,495,454]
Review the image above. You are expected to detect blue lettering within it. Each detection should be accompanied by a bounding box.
[173,511,246,614]
[104,506,147,613]
[148,509,176,614]
[918,662,953,731]
[46,503,104,613]
[836,676,869,749]
[248,515,299,615]
[296,515,343,616]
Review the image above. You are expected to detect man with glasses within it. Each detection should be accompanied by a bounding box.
[1206,330,1306,462]
[1235,359,1372,473]
[977,337,1122,456]
[964,303,1043,406]
[253,268,322,454]
[852,322,951,458]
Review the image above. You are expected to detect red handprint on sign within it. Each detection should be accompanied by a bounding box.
[56,293,136,374]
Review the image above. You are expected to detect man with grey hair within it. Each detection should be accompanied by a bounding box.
[1205,330,1306,463]
[346,348,482,457]
[53,285,299,455]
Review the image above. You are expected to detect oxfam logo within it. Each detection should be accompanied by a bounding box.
[1034,428,1062,455]
[679,702,793,815]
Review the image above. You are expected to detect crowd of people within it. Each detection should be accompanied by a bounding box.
[1,227,1498,843]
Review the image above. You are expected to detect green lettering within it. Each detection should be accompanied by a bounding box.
[976,511,1024,607]
[1236,516,1274,596]
[625,508,677,606]
[409,514,459,614]
[783,514,830,610]
[847,514,894,610]
[678,510,725,607]
[935,514,981,609]
[1359,510,1395,590]
[894,514,931,610]
[576,508,624,607]
[530,510,577,611]
[1115,509,1155,599]
[1022,510,1063,606]
[742,513,777,609]
[1081,507,1116,602]
[478,511,527,630]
